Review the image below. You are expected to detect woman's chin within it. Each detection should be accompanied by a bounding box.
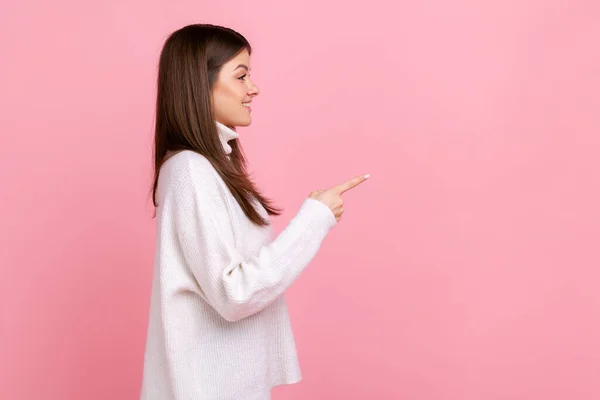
[236,116,252,127]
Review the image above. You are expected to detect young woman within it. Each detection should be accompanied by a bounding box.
[140,23,369,400]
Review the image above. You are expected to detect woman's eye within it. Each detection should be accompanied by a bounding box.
[238,74,247,80]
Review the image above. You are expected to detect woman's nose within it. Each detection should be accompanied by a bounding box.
[248,80,260,96]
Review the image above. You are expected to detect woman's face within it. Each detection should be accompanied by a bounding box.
[212,49,259,127]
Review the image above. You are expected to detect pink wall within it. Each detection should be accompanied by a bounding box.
[1,1,599,399]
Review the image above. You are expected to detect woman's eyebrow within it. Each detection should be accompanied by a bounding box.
[233,64,249,72]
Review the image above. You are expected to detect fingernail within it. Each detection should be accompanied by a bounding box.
[364,174,370,179]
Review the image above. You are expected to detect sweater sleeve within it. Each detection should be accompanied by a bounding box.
[163,156,337,322]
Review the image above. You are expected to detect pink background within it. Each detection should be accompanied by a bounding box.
[2,1,599,399]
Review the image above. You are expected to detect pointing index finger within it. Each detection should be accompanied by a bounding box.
[337,174,370,194]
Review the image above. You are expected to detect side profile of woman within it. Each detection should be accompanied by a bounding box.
[140,23,369,400]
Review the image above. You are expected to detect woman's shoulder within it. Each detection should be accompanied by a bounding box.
[164,149,213,169]
[158,150,221,196]
[162,150,216,179]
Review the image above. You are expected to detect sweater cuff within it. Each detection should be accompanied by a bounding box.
[298,197,338,230]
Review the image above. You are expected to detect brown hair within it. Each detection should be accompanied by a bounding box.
[151,24,281,226]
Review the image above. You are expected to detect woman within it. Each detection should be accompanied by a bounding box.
[141,24,369,400]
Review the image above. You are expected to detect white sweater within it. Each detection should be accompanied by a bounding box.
[140,122,337,400]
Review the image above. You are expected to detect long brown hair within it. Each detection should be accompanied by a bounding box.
[151,24,281,226]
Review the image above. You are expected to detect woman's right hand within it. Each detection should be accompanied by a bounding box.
[309,174,370,222]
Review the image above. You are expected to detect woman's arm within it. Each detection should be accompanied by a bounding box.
[163,155,337,322]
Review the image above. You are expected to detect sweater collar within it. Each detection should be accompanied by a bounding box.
[216,121,239,155]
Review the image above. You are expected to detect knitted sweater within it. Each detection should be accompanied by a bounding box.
[140,122,337,400]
